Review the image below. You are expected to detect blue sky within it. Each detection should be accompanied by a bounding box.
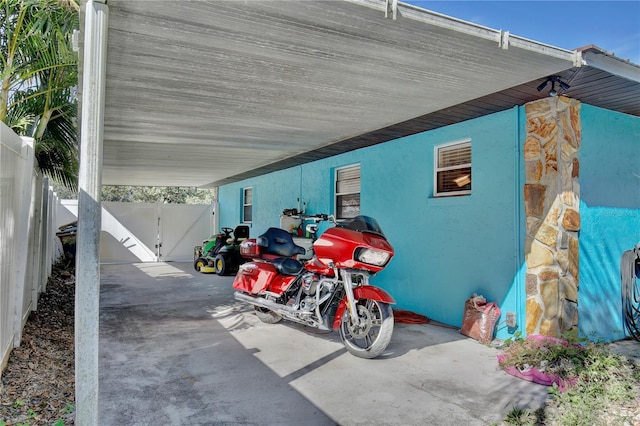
[404,1,640,64]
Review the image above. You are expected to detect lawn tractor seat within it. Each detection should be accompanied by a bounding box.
[233,225,250,244]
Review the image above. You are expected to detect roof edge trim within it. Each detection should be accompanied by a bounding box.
[348,0,579,65]
[578,46,640,82]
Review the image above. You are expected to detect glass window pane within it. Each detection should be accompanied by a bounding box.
[243,205,252,222]
[439,144,471,168]
[337,194,360,219]
[437,167,471,193]
[243,188,252,204]
[336,177,360,194]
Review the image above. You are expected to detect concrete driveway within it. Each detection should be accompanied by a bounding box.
[98,262,548,425]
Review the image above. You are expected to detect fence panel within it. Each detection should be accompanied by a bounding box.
[159,203,213,262]
[1,123,58,374]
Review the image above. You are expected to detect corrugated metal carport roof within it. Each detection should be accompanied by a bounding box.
[86,0,638,188]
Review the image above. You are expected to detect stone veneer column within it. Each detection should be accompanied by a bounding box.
[523,96,581,337]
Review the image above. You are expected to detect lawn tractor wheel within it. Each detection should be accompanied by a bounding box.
[194,257,208,272]
[214,254,228,275]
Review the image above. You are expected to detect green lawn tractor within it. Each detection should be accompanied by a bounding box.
[194,225,250,275]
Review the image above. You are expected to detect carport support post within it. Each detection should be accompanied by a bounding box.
[76,1,108,424]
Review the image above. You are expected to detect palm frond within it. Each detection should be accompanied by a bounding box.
[2,0,79,189]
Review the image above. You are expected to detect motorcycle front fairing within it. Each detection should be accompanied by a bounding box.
[313,215,394,273]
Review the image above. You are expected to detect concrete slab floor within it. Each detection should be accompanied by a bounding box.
[98,262,550,425]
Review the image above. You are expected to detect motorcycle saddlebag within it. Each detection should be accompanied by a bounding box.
[232,261,295,296]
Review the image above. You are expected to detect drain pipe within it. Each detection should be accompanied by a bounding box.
[512,105,524,334]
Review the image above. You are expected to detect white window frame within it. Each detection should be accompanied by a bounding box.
[335,164,361,220]
[434,139,472,197]
[242,187,253,223]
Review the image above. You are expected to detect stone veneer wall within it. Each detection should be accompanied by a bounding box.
[524,96,581,337]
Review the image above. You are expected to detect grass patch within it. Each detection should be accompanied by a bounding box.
[498,332,640,425]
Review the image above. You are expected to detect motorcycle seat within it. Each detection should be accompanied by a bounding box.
[256,227,306,258]
[271,257,304,275]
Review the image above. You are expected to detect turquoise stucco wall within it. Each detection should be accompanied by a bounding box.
[218,103,639,343]
[578,105,640,342]
[219,108,526,337]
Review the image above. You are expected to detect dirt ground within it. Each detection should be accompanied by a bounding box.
[0,258,75,425]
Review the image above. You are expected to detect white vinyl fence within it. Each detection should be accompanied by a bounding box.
[2,122,216,376]
[1,123,61,374]
[57,201,214,263]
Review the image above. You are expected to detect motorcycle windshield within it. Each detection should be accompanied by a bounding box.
[337,215,385,237]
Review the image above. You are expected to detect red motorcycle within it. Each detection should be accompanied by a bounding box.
[232,215,395,358]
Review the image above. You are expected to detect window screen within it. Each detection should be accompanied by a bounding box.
[335,165,360,219]
[434,140,471,196]
[242,187,252,222]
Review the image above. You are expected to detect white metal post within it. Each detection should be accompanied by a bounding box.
[76,1,108,424]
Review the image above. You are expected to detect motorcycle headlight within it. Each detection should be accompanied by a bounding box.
[355,248,390,267]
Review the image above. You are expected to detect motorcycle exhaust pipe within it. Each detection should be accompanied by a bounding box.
[234,291,312,316]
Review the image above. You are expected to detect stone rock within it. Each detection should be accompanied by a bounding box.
[560,276,578,302]
[543,138,558,172]
[526,273,538,296]
[557,249,569,274]
[526,239,555,268]
[526,297,543,335]
[560,299,578,332]
[526,217,542,236]
[559,231,569,249]
[524,136,541,160]
[545,197,562,226]
[539,268,559,281]
[528,117,558,141]
[569,236,579,278]
[557,96,570,112]
[569,103,581,146]
[562,208,581,231]
[560,111,576,148]
[524,184,546,217]
[539,318,559,337]
[572,157,580,178]
[562,191,575,207]
[540,167,558,189]
[561,140,578,161]
[525,100,551,119]
[541,280,560,319]
[562,171,576,194]
[535,222,558,247]
[526,160,543,182]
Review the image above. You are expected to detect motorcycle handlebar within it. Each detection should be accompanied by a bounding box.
[305,213,335,224]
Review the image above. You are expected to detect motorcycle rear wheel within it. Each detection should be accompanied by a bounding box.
[254,306,282,324]
[339,299,394,359]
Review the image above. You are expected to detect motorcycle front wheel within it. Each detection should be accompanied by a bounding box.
[339,299,394,359]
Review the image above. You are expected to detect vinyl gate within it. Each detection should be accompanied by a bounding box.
[58,201,215,263]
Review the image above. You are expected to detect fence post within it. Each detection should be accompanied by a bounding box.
[30,175,44,310]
